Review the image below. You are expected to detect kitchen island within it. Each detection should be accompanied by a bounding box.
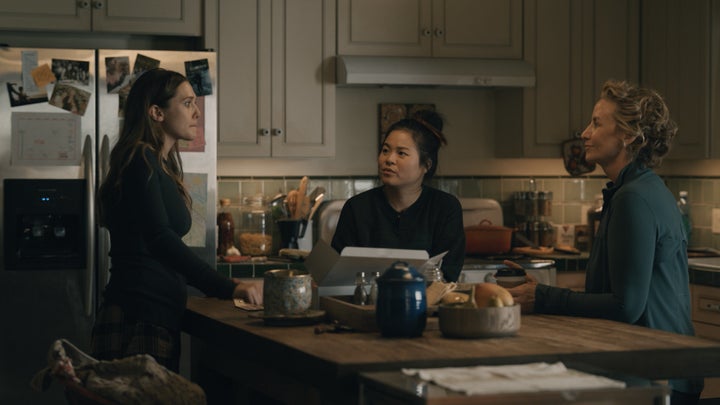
[183,296,720,404]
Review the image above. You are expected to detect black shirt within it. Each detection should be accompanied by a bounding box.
[102,149,235,331]
[331,186,465,281]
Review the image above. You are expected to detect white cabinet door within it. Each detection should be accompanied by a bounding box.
[92,0,202,36]
[0,0,91,31]
[338,0,521,58]
[642,0,711,159]
[497,0,639,158]
[218,0,335,158]
[337,0,432,56]
[216,0,271,156]
[432,0,522,58]
[0,0,201,36]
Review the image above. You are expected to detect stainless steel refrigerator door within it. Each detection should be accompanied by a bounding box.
[97,50,218,269]
[0,47,97,405]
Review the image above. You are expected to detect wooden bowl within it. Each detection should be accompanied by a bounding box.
[438,304,520,338]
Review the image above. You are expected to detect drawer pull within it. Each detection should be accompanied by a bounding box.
[704,303,720,312]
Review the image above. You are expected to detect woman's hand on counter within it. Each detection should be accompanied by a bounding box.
[232,279,263,305]
[503,260,538,314]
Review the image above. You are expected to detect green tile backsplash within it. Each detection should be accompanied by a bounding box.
[217,175,720,250]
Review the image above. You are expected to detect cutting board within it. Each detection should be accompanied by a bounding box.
[320,296,439,332]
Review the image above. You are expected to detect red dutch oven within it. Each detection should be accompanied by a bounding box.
[464,219,513,255]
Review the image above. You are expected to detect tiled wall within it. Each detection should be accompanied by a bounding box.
[218,175,720,250]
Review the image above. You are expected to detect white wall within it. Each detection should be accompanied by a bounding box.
[217,86,585,177]
[218,85,720,178]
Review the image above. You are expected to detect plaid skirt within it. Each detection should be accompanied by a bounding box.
[91,304,181,372]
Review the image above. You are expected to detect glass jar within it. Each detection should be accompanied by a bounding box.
[538,191,553,217]
[539,221,555,247]
[236,195,272,256]
[423,264,444,286]
[217,198,235,256]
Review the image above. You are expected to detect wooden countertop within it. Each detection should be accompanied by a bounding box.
[184,296,720,383]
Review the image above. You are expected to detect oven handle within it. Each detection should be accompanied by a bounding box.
[83,134,95,317]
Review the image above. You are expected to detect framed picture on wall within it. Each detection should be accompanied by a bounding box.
[378,103,435,149]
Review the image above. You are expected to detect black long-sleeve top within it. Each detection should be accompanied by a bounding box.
[331,186,465,282]
[102,149,235,331]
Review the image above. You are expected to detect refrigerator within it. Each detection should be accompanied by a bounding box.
[0,47,218,404]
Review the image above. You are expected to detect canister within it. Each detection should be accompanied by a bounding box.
[237,195,272,256]
[375,261,427,338]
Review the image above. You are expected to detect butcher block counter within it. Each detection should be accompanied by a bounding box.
[183,296,720,404]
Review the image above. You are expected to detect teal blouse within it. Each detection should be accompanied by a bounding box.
[534,161,700,393]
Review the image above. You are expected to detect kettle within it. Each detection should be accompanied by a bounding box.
[375,261,427,337]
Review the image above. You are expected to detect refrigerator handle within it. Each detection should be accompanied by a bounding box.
[83,134,96,317]
[97,135,111,295]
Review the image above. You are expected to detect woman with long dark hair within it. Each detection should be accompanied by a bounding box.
[92,68,261,372]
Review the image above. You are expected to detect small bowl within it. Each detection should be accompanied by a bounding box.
[438,303,520,338]
[494,267,527,288]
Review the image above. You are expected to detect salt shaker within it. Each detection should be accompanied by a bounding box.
[353,271,368,305]
[367,271,380,305]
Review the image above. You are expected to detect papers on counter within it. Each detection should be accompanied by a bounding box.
[402,362,626,396]
[305,240,447,287]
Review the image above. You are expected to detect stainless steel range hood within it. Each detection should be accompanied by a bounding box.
[337,55,535,88]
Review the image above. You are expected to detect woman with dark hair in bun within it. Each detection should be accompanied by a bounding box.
[508,80,702,404]
[331,109,465,282]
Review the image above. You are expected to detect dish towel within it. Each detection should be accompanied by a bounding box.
[402,362,626,396]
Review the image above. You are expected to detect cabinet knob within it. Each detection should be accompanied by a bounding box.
[422,28,431,37]
[271,128,283,136]
[434,28,444,38]
[77,0,90,8]
[92,0,104,9]
[259,128,270,136]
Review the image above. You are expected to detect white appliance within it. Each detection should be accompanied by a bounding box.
[315,197,505,246]
[0,48,217,404]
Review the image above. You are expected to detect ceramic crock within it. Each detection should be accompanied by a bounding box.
[375,261,427,337]
[263,269,312,316]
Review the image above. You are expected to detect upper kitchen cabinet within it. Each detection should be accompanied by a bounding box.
[0,0,202,36]
[496,0,639,158]
[337,0,522,58]
[215,0,335,158]
[641,0,718,159]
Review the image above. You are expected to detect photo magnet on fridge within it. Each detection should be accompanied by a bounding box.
[185,59,213,97]
[105,56,131,94]
[49,83,91,116]
[6,82,48,107]
[133,54,161,77]
[51,59,90,86]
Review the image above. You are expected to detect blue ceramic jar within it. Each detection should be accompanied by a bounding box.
[375,261,427,337]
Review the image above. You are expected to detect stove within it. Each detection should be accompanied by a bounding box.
[461,258,557,286]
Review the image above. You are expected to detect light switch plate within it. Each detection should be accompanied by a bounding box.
[712,208,720,234]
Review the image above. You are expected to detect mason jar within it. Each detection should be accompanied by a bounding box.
[236,195,272,256]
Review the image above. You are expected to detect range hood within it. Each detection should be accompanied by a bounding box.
[337,55,535,88]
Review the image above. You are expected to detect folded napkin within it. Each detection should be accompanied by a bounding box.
[402,362,625,396]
